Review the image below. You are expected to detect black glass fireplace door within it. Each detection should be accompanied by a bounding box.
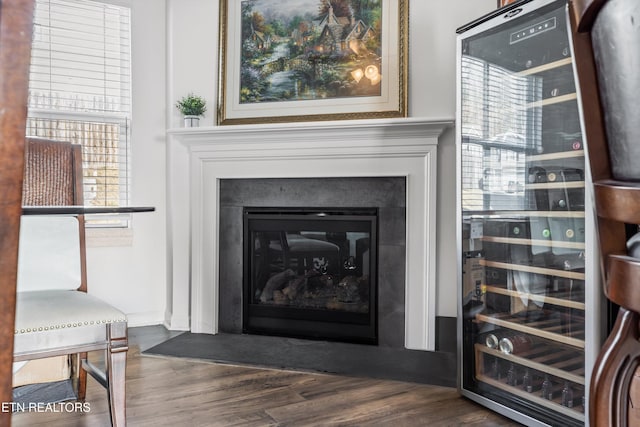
[243,208,378,344]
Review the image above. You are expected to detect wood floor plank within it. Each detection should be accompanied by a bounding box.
[11,326,522,426]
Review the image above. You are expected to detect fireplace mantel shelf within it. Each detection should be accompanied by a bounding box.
[168,116,453,140]
[165,117,452,351]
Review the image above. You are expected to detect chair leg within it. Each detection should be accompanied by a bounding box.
[76,352,88,401]
[106,322,128,427]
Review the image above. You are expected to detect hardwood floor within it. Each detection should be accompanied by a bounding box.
[12,326,521,426]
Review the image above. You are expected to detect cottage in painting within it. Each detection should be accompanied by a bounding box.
[316,4,375,55]
[248,27,271,51]
[291,22,316,47]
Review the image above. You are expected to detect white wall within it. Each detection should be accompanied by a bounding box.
[167,0,497,319]
[167,0,219,129]
[407,1,496,317]
[96,0,497,327]
[84,0,167,326]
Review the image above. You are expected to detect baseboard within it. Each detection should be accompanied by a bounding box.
[436,316,457,353]
[125,311,165,328]
[162,309,190,331]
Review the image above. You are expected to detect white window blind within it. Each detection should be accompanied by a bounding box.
[26,0,132,227]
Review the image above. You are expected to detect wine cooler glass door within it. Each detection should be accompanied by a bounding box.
[457,1,598,426]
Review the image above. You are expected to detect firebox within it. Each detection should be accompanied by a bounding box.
[243,207,378,344]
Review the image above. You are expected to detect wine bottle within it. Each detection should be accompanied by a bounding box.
[499,334,533,355]
[507,363,517,386]
[490,357,500,379]
[562,381,574,407]
[541,375,553,400]
[522,369,533,393]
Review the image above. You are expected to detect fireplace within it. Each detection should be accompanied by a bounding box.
[244,208,378,344]
[166,118,449,350]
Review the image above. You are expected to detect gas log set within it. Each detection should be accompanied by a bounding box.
[258,267,370,314]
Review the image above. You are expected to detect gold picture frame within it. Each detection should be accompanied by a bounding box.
[217,0,408,125]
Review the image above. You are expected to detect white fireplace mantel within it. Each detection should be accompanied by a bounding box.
[165,117,453,351]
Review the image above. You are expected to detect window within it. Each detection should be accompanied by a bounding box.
[26,0,132,227]
[460,55,539,210]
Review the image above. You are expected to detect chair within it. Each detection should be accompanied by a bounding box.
[0,0,36,424]
[14,138,128,426]
[570,0,640,425]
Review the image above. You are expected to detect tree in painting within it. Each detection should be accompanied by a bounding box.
[239,0,383,103]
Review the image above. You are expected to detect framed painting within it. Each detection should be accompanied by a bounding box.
[217,0,408,125]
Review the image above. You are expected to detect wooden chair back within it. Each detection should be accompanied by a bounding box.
[569,0,640,425]
[23,138,84,206]
[22,138,88,291]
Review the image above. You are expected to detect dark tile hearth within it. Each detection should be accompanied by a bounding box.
[143,332,457,388]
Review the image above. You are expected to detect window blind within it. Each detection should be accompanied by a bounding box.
[460,56,539,210]
[26,0,132,226]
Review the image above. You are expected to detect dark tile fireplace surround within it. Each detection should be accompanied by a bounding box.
[215,177,456,385]
[218,177,406,348]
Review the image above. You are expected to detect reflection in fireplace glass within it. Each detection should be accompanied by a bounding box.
[244,208,378,343]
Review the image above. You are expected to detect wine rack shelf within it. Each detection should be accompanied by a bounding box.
[516,57,574,76]
[464,211,585,219]
[484,285,585,310]
[475,344,584,385]
[481,236,585,250]
[528,150,584,162]
[480,260,585,280]
[476,312,585,349]
[526,181,584,190]
[476,373,585,422]
[526,93,577,109]
[475,341,586,422]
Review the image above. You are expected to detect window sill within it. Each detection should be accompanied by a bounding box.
[86,227,133,247]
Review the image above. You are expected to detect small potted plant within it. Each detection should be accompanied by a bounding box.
[175,93,207,127]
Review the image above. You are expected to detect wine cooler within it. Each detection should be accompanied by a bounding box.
[456,1,602,425]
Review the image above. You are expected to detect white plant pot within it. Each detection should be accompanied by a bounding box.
[183,115,200,127]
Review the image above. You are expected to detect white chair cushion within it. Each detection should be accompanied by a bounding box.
[14,290,126,355]
[17,216,82,292]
